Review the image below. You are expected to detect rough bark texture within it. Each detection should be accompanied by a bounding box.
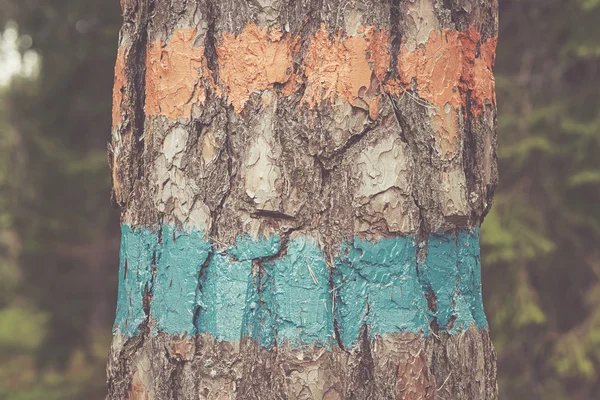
[107,0,499,398]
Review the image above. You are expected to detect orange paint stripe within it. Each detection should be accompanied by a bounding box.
[392,26,496,158]
[112,47,127,127]
[217,23,294,112]
[302,26,388,119]
[470,34,497,116]
[111,25,496,127]
[396,25,496,116]
[145,29,209,119]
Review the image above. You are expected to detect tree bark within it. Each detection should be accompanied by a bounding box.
[107,0,499,398]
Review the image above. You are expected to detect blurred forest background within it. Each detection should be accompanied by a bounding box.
[0,0,599,399]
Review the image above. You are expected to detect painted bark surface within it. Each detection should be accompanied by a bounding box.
[107,0,499,399]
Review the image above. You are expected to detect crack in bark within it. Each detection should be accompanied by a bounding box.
[129,4,149,141]
[209,109,234,240]
[388,0,402,82]
[461,89,479,227]
[252,209,296,220]
[330,266,345,353]
[317,119,379,171]
[352,325,375,398]
[167,348,186,399]
[193,249,215,331]
[204,0,219,84]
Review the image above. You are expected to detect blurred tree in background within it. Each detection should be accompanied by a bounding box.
[483,0,600,398]
[0,0,599,399]
[0,0,120,399]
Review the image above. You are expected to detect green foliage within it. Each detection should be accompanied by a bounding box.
[482,0,600,398]
[0,104,22,304]
[0,305,49,352]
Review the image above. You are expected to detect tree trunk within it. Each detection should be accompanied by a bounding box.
[107,0,499,398]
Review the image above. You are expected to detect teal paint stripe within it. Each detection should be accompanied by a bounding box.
[197,253,252,342]
[334,236,429,347]
[153,225,211,336]
[243,268,276,348]
[265,237,334,347]
[113,226,281,339]
[458,230,487,329]
[114,225,155,336]
[114,226,487,348]
[333,229,488,348]
[420,230,487,334]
